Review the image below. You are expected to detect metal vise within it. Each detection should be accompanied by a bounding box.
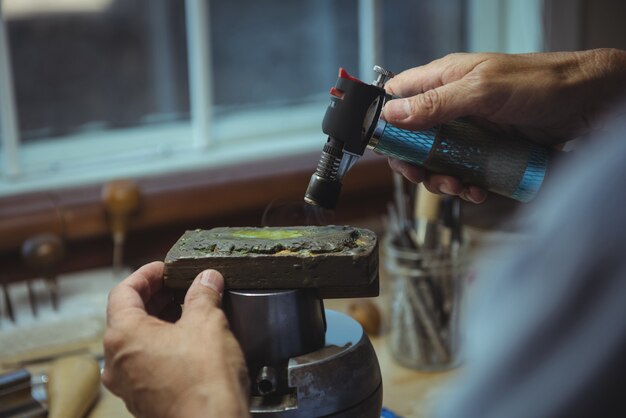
[164,226,382,418]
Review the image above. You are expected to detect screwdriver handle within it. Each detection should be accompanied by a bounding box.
[371,118,554,202]
[47,355,100,418]
[101,179,141,274]
[21,234,65,273]
[101,179,141,238]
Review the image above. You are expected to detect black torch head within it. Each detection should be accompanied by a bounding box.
[304,174,342,210]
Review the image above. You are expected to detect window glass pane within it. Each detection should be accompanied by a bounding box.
[210,0,466,115]
[210,0,359,114]
[383,0,467,70]
[5,0,189,143]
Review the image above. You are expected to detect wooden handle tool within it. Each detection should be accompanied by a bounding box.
[102,179,141,276]
[21,233,65,311]
[47,355,101,418]
[2,282,15,322]
[414,184,442,250]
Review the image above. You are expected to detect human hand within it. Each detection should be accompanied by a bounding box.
[103,262,250,418]
[382,49,626,203]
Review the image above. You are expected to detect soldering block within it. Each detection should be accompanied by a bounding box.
[163,226,379,299]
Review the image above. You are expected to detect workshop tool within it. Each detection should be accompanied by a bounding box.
[101,179,141,276]
[440,195,463,315]
[392,172,417,249]
[46,355,101,418]
[0,368,47,418]
[414,184,442,250]
[441,195,463,255]
[25,281,38,317]
[305,65,556,209]
[164,226,382,417]
[413,185,448,326]
[1,282,15,323]
[21,233,65,311]
[0,355,101,418]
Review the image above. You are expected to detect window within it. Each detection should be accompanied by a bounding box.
[0,0,538,196]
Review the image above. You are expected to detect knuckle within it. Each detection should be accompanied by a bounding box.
[183,298,227,328]
[415,89,442,119]
[103,328,125,354]
[101,368,115,391]
[183,289,202,306]
[466,65,504,117]
[185,290,219,312]
[207,308,228,328]
[471,74,490,94]
[470,65,491,87]
[469,78,491,107]
[441,64,465,84]
[443,52,467,61]
[437,53,459,65]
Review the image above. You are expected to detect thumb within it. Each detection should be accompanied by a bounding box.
[382,79,477,130]
[181,269,225,320]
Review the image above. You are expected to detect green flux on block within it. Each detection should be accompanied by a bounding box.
[232,230,304,240]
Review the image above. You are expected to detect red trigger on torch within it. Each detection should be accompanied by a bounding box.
[338,68,362,83]
[330,68,363,99]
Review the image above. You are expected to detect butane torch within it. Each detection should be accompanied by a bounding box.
[304,65,554,209]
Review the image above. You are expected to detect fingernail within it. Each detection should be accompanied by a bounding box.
[463,191,479,204]
[470,189,487,204]
[439,183,454,195]
[384,99,410,120]
[199,270,223,294]
[392,161,408,177]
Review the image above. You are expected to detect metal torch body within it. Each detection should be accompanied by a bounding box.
[370,118,551,202]
[305,66,553,209]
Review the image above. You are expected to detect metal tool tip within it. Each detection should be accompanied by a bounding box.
[373,65,395,78]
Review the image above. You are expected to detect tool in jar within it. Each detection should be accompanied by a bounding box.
[305,65,556,209]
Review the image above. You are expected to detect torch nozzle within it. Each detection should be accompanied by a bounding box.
[304,139,344,209]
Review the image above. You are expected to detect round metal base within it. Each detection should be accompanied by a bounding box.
[249,310,383,418]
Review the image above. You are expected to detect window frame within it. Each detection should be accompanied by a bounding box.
[0,2,19,180]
